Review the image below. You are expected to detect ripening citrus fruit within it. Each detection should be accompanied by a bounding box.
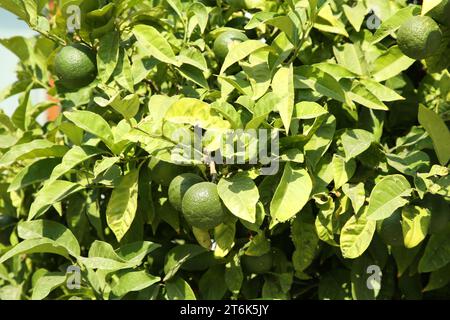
[181,182,226,230]
[54,44,97,90]
[397,16,443,60]
[213,30,248,60]
[241,252,273,274]
[378,209,403,246]
[168,173,204,212]
[427,0,450,27]
[148,158,188,187]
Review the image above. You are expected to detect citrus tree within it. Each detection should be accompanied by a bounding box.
[0,0,449,300]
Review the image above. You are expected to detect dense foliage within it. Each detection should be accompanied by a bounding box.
[0,0,449,300]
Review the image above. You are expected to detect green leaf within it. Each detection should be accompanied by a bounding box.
[359,79,405,102]
[199,265,228,300]
[133,25,179,66]
[340,209,376,259]
[291,209,319,272]
[28,181,85,221]
[332,155,356,190]
[371,6,421,44]
[342,183,366,215]
[294,66,346,103]
[106,169,139,242]
[418,227,450,273]
[265,14,298,44]
[0,0,27,21]
[78,241,158,271]
[165,277,196,300]
[220,40,267,74]
[402,206,431,249]
[217,175,259,223]
[111,270,160,298]
[163,244,207,281]
[371,46,415,82]
[304,114,336,169]
[293,101,328,119]
[333,43,365,76]
[211,101,242,129]
[116,241,161,264]
[110,94,140,119]
[31,273,66,300]
[347,82,389,111]
[64,111,115,153]
[270,163,312,223]
[97,31,120,82]
[315,196,337,247]
[272,64,294,134]
[177,47,208,72]
[47,145,103,184]
[341,129,374,161]
[0,139,68,167]
[351,254,379,300]
[94,157,120,178]
[225,254,243,295]
[0,239,71,264]
[418,105,450,166]
[214,216,236,258]
[18,220,81,257]
[187,2,208,38]
[241,50,271,100]
[367,175,412,221]
[245,231,270,256]
[314,4,349,37]
[318,269,352,300]
[8,158,61,192]
[177,64,209,89]
[391,245,421,277]
[423,263,450,292]
[386,151,430,176]
[164,98,230,129]
[342,2,366,32]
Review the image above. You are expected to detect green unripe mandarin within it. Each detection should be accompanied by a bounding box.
[397,16,443,60]
[168,173,204,212]
[241,252,273,274]
[54,44,97,90]
[213,30,248,60]
[181,182,226,230]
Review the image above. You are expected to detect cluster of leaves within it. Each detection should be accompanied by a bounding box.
[0,0,449,300]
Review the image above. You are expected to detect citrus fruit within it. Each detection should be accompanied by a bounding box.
[168,173,204,212]
[148,158,188,187]
[181,182,226,230]
[397,16,443,60]
[213,30,248,60]
[54,43,97,90]
[427,0,450,27]
[378,209,403,246]
[241,252,273,274]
